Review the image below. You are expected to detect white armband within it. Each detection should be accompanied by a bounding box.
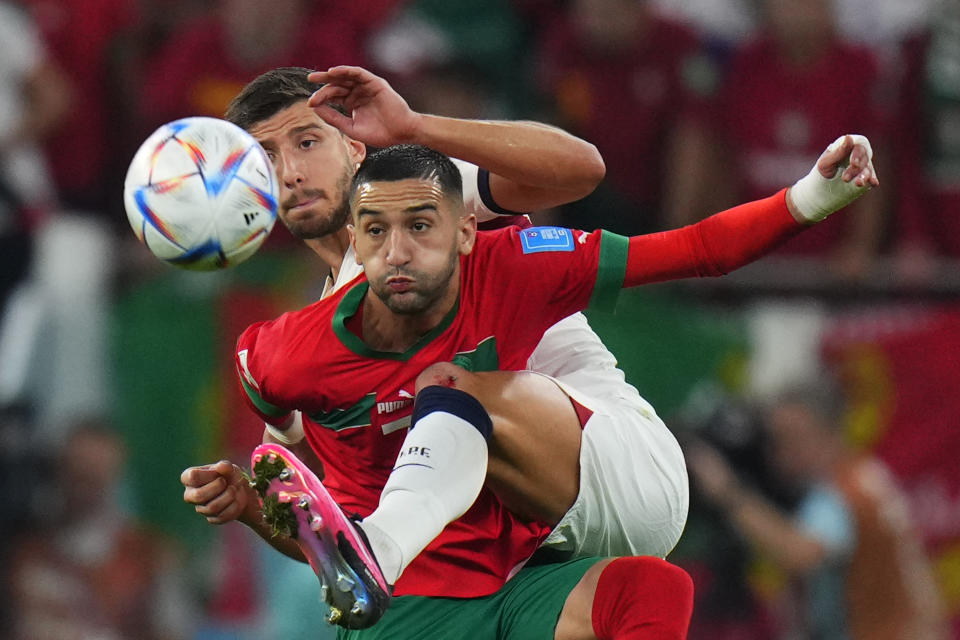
[265,410,305,445]
[790,134,873,224]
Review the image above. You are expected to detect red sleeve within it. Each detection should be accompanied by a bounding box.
[235,322,292,426]
[624,189,802,286]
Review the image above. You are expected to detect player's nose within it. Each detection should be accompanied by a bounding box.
[384,230,412,265]
[277,152,306,188]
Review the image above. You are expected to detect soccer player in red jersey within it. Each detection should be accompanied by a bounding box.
[185,66,693,582]
[183,66,876,637]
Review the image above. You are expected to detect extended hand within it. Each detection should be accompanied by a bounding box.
[181,460,259,525]
[788,134,879,224]
[307,65,422,148]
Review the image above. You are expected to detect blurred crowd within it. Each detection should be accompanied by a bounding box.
[0,0,958,638]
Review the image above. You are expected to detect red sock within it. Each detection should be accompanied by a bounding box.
[591,557,694,640]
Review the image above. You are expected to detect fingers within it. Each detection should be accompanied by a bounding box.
[195,484,245,524]
[817,134,880,189]
[183,474,227,505]
[307,83,349,108]
[817,134,853,179]
[308,65,375,86]
[312,103,354,133]
[180,463,225,488]
[840,142,872,185]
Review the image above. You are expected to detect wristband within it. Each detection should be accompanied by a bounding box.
[265,411,305,445]
[790,134,872,224]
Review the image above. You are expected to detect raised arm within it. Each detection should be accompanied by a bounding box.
[307,65,605,212]
[621,134,878,286]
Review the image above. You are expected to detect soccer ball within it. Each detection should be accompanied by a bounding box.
[124,116,278,270]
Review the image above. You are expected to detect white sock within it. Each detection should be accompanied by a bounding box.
[361,398,490,584]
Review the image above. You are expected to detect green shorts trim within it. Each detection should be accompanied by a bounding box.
[337,557,600,640]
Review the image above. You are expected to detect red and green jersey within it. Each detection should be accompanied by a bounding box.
[235,225,629,598]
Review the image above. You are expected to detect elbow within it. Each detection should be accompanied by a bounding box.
[554,140,607,202]
[571,143,606,198]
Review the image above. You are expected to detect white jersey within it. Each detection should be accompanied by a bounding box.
[323,159,656,416]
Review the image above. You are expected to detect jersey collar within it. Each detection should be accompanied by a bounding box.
[332,281,460,361]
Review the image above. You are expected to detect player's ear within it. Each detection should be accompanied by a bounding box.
[347,224,362,264]
[346,135,366,169]
[457,214,477,255]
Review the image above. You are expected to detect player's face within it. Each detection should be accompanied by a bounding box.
[349,177,476,316]
[249,101,365,239]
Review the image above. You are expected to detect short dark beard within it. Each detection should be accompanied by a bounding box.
[280,170,352,239]
[369,247,459,316]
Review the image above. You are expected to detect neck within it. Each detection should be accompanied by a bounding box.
[360,275,460,353]
[304,227,353,281]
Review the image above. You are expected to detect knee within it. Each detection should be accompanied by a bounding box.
[592,557,694,638]
[414,362,472,393]
[616,557,694,601]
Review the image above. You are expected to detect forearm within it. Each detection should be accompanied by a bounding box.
[721,486,826,574]
[624,189,802,286]
[239,500,308,563]
[409,114,605,209]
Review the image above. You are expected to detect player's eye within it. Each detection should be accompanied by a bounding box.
[299,139,316,150]
[411,221,429,232]
[366,225,384,236]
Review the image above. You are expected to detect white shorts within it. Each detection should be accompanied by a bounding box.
[539,377,689,560]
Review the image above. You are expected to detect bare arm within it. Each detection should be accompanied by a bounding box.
[687,443,827,574]
[307,65,605,212]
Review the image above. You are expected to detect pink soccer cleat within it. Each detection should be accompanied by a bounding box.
[250,443,391,629]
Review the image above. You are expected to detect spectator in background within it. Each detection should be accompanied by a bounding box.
[8,420,195,640]
[687,378,946,640]
[0,0,66,321]
[535,0,721,236]
[681,0,887,280]
[891,1,960,281]
[140,0,372,131]
[365,0,527,115]
[23,0,139,216]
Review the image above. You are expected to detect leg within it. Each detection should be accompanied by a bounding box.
[415,362,689,558]
[555,557,694,640]
[415,362,583,524]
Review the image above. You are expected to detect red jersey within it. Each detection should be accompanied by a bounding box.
[236,226,629,597]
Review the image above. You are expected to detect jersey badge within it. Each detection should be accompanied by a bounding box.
[519,227,575,253]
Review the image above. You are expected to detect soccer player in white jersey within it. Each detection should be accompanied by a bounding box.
[183,65,690,564]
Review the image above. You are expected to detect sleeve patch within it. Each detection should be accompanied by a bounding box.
[519,227,575,253]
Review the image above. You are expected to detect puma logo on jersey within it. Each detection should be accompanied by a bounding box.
[377,398,413,415]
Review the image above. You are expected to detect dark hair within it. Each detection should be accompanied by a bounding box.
[226,66,346,130]
[350,144,463,202]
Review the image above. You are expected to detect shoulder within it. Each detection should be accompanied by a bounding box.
[238,295,338,356]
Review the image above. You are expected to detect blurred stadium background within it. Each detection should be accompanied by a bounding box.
[1,0,959,638]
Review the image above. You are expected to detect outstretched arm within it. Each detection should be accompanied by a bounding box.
[687,442,828,573]
[622,135,878,286]
[307,65,605,212]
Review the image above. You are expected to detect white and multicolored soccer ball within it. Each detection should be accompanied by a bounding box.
[124,116,278,270]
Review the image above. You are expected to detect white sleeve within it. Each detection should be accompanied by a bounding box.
[451,158,529,224]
